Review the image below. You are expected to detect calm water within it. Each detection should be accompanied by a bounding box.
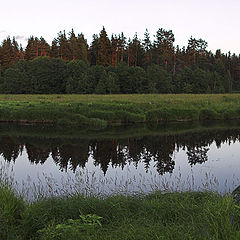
[0,121,240,198]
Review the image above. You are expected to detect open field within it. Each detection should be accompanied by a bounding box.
[0,94,240,127]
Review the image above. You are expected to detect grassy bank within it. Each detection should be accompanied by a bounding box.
[0,94,240,127]
[1,181,240,240]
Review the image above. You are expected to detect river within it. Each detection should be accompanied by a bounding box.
[0,121,239,200]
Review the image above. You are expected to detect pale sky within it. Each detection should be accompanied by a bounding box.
[1,0,239,54]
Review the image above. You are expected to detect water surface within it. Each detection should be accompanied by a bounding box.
[0,121,240,198]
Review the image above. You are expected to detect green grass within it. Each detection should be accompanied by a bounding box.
[1,179,240,239]
[0,94,240,127]
[1,188,240,240]
[0,182,25,240]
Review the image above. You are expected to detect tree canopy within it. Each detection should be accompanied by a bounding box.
[0,27,239,94]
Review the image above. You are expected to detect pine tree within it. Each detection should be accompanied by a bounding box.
[107,71,120,93]
[76,33,88,63]
[111,34,118,66]
[50,39,59,58]
[153,28,175,70]
[57,31,70,60]
[25,36,40,60]
[127,33,144,67]
[39,37,50,56]
[89,34,99,65]
[68,29,78,60]
[187,36,208,65]
[96,27,112,66]
[0,37,19,68]
[118,33,126,63]
[143,29,152,67]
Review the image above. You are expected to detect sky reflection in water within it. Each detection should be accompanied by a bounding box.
[0,122,240,197]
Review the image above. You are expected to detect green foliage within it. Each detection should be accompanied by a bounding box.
[0,182,25,240]
[199,108,218,120]
[29,57,60,94]
[129,66,148,93]
[107,71,120,94]
[2,68,26,94]
[50,58,68,93]
[116,62,131,93]
[192,67,209,93]
[95,70,108,94]
[38,214,102,240]
[0,27,239,95]
[146,64,172,93]
[66,60,89,93]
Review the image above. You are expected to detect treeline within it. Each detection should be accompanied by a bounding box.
[0,27,240,94]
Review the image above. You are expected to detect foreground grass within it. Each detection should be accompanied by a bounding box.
[0,94,240,127]
[1,182,240,240]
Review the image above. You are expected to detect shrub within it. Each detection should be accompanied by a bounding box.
[38,214,102,240]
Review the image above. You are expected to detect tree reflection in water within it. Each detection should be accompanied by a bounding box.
[0,128,239,175]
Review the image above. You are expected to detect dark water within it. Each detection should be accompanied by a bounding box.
[0,121,240,198]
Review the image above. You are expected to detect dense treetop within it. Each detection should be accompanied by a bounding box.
[0,27,239,94]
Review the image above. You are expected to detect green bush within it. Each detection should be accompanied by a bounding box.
[38,214,102,240]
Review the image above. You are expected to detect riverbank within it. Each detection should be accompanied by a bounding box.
[0,94,240,127]
[1,181,240,240]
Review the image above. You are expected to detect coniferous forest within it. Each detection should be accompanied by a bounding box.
[0,27,240,94]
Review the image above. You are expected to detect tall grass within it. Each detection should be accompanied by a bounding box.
[0,182,24,239]
[1,184,240,239]
[0,164,240,239]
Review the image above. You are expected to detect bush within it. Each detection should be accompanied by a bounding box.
[38,214,102,240]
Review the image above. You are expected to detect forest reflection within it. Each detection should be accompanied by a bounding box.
[0,128,239,175]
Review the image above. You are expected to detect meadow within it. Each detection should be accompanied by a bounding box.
[0,94,239,127]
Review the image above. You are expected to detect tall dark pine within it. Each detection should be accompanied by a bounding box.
[57,31,71,60]
[50,39,59,58]
[25,36,39,60]
[89,34,99,65]
[111,34,118,66]
[68,29,78,60]
[187,36,208,65]
[127,33,144,67]
[96,27,112,66]
[39,37,50,56]
[76,33,89,63]
[153,28,175,70]
[143,29,152,67]
[0,37,19,68]
[118,32,126,63]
